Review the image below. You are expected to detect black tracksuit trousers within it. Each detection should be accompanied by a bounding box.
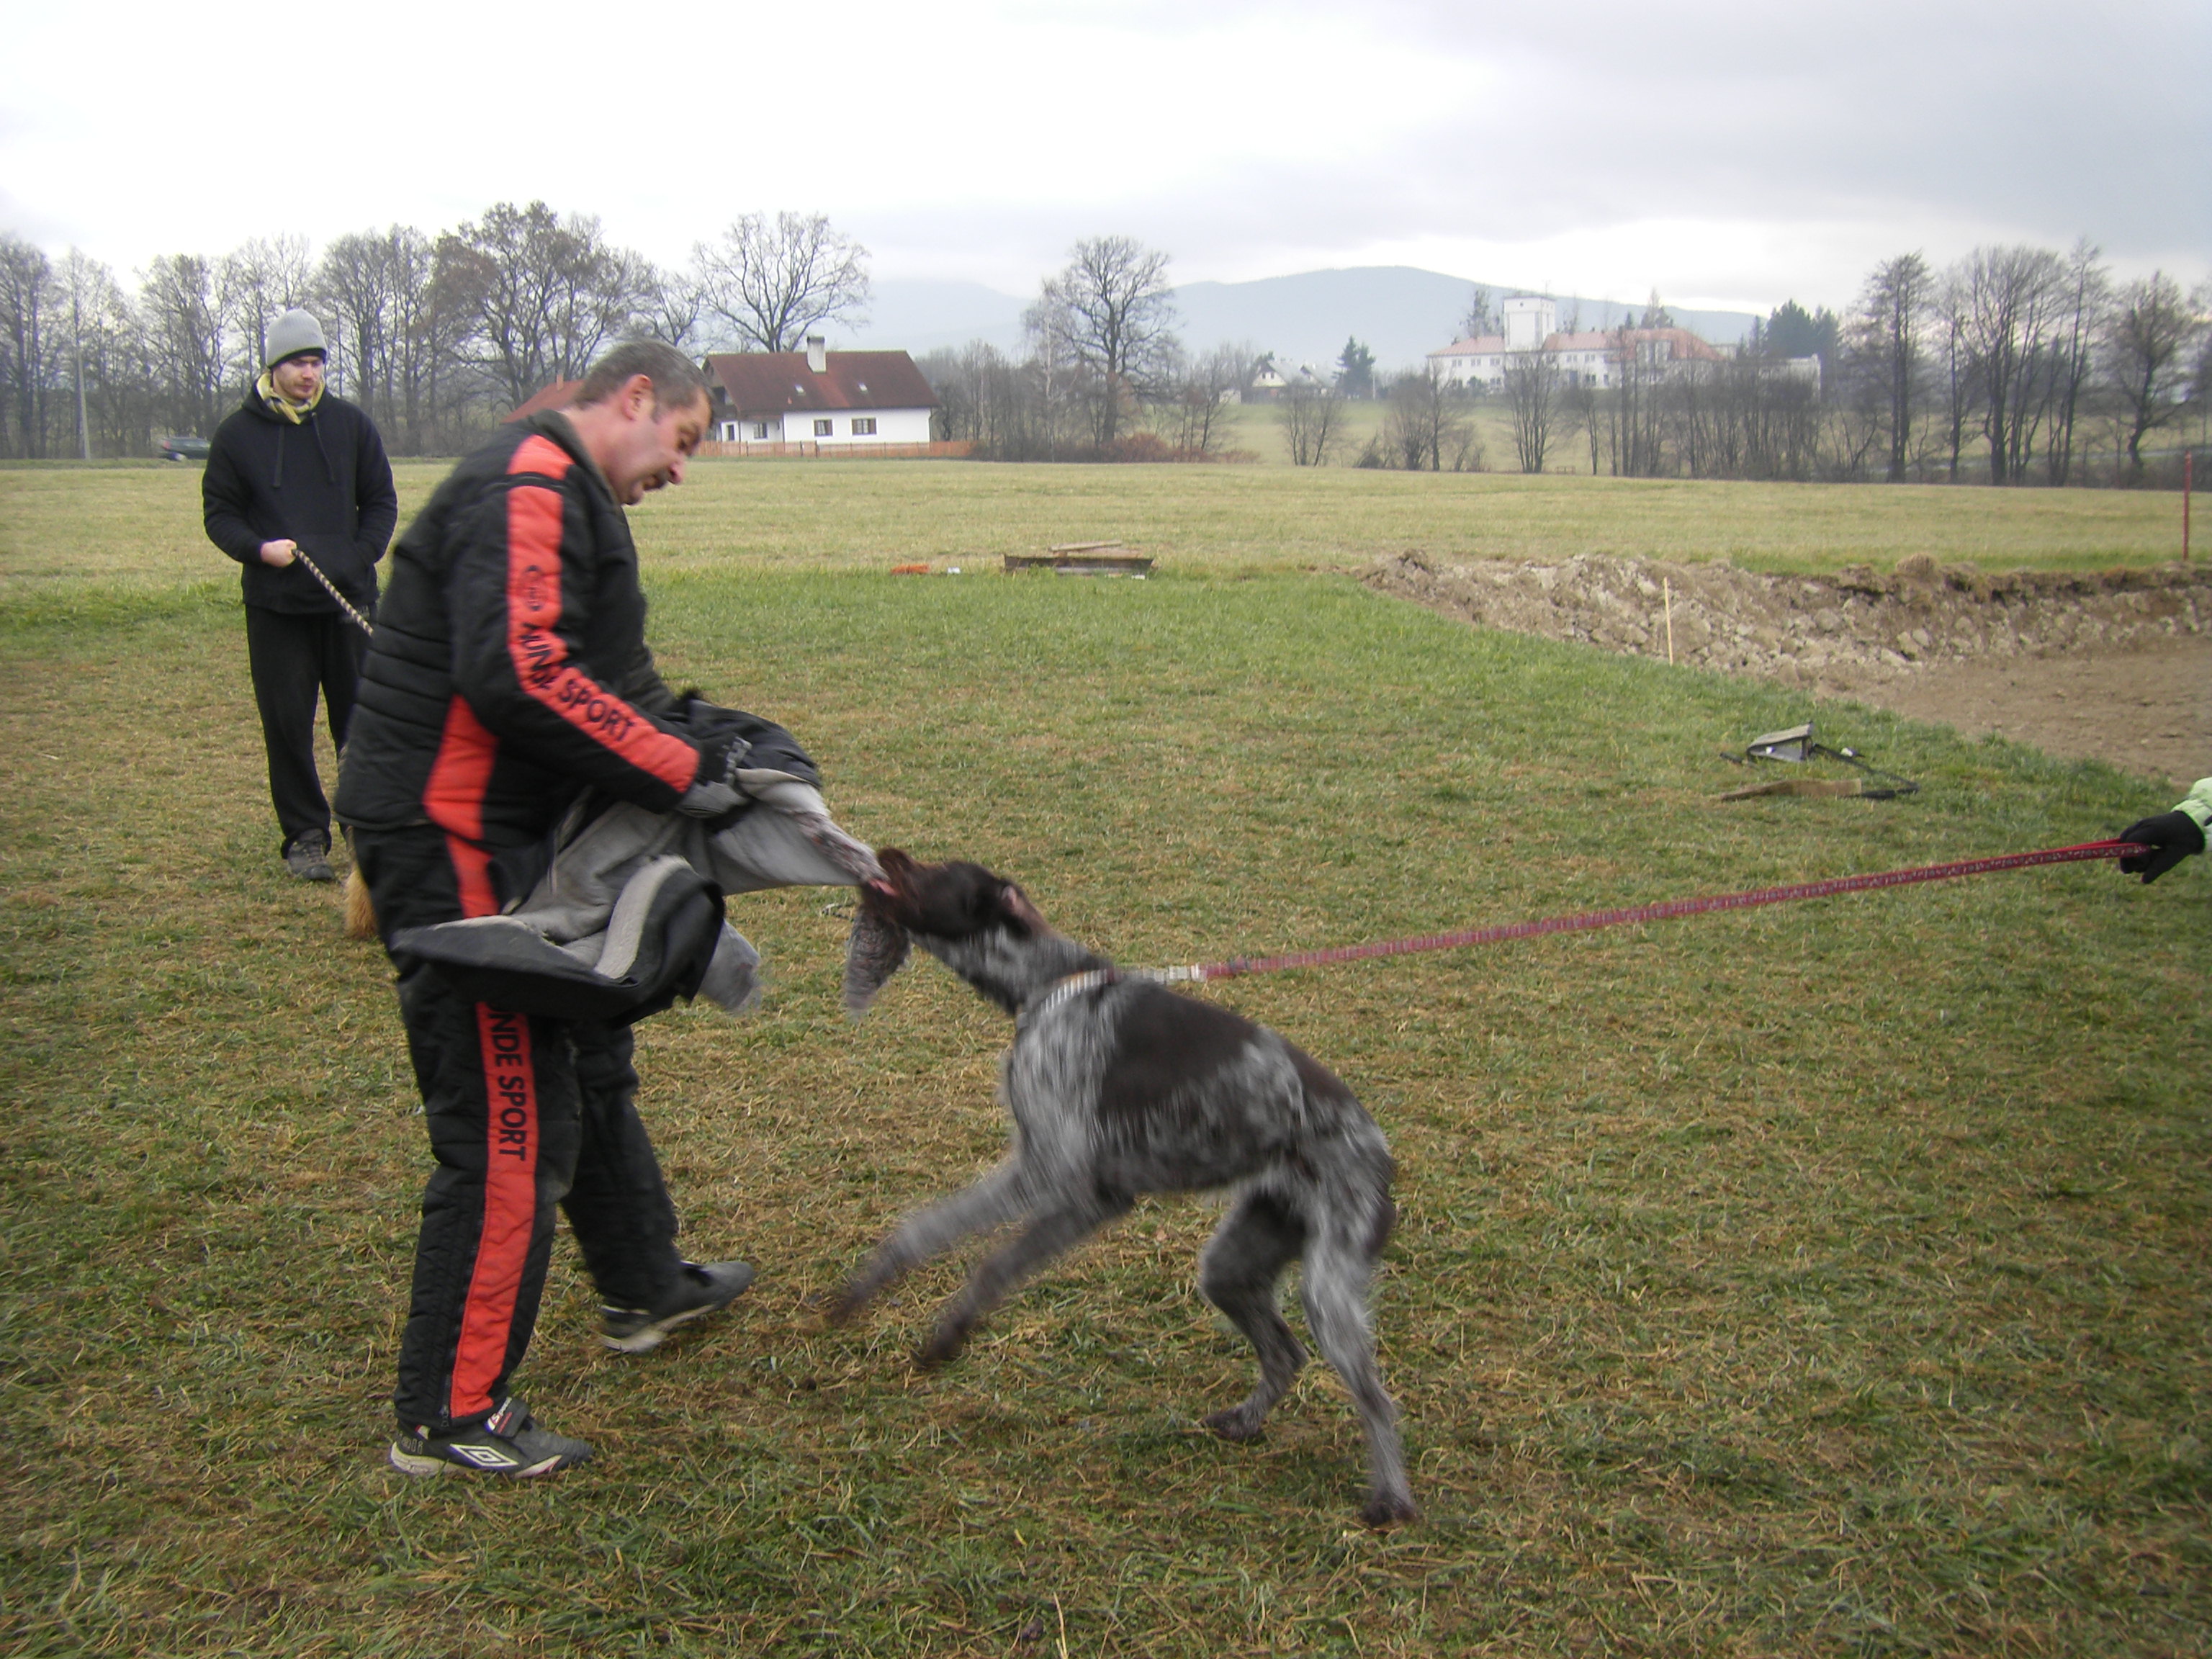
[358,825,690,1434]
[244,606,368,854]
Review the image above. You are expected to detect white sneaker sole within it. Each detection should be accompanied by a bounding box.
[387,1439,571,1478]
[599,1303,712,1354]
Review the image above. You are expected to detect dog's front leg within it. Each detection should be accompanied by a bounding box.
[830,1159,1032,1324]
[920,1191,1132,1367]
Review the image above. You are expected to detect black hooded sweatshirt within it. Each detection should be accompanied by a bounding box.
[202,386,399,614]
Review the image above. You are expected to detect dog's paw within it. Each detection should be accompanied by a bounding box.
[916,1326,968,1368]
[1359,1491,1419,1529]
[1202,1404,1267,1442]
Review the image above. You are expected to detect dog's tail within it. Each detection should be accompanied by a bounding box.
[343,866,378,942]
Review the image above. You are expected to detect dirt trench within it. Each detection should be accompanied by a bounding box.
[1364,551,2212,790]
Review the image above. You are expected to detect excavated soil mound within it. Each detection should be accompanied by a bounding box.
[1364,552,2212,786]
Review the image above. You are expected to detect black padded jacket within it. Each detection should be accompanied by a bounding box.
[333,413,704,864]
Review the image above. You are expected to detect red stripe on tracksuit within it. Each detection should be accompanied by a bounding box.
[423,695,496,845]
[503,439,697,792]
[449,1002,541,1420]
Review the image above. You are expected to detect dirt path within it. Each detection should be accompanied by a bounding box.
[1364,552,2211,791]
[1833,635,2210,788]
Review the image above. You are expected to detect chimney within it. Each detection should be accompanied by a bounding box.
[805,335,827,374]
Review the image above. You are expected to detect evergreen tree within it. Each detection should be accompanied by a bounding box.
[1335,336,1376,398]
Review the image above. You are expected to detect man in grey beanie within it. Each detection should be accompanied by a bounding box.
[204,308,398,880]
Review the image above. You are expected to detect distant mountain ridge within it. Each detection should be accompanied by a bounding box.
[836,265,1759,373]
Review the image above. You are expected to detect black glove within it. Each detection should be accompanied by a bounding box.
[673,695,819,821]
[2117,810,2206,884]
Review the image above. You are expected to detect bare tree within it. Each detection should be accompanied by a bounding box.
[693,212,870,352]
[1382,366,1468,471]
[1159,342,1256,455]
[1604,325,1667,477]
[219,234,313,382]
[1855,252,1932,481]
[634,261,709,352]
[450,201,652,408]
[2105,270,2206,475]
[1951,244,2065,484]
[138,252,229,437]
[318,229,401,421]
[0,234,60,457]
[2040,238,2107,485]
[62,248,146,457]
[1503,348,1567,472]
[1025,235,1179,447]
[1280,380,1344,465]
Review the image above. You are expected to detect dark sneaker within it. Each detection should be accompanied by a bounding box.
[284,830,335,882]
[601,1259,755,1354]
[388,1396,591,1478]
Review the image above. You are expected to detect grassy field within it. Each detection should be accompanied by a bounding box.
[3,464,2207,1655]
[0,454,2191,606]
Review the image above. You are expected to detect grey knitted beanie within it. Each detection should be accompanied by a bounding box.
[264,309,328,367]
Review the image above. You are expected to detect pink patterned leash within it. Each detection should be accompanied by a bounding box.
[1136,840,2146,986]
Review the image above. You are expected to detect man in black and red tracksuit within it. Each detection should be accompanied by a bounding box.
[336,341,775,1478]
[203,307,397,881]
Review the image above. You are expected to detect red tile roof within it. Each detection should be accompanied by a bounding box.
[502,379,582,422]
[703,351,938,417]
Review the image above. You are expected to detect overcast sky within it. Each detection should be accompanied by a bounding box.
[3,0,2204,313]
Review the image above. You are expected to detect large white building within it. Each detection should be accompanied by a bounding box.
[1426,296,1730,392]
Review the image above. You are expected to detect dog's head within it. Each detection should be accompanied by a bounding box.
[841,848,1051,1016]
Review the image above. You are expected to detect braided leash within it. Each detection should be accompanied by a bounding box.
[290,548,376,637]
[1120,840,2146,987]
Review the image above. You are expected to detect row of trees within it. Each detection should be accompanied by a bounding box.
[6,211,2203,482]
[0,209,871,458]
[1462,246,2208,485]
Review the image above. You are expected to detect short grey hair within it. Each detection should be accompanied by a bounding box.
[572,340,711,415]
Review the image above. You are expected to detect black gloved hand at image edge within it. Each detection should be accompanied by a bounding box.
[2117,810,2206,884]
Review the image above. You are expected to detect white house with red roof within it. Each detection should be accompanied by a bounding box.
[1426,296,1730,392]
[703,336,938,447]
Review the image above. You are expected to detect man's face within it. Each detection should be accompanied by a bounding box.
[271,353,324,403]
[608,390,709,505]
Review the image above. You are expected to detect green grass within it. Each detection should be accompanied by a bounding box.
[2,468,2207,1655]
[0,454,2190,608]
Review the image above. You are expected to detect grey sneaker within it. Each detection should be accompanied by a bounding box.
[601,1259,755,1354]
[284,830,335,882]
[388,1396,591,1478]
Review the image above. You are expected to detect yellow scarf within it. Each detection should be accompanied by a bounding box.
[257,369,325,425]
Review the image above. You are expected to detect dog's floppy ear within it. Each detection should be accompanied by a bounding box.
[998,883,1046,935]
[842,891,911,1017]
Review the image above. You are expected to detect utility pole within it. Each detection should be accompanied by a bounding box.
[68,250,90,461]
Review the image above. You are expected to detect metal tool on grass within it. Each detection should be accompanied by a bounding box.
[1719,721,1919,799]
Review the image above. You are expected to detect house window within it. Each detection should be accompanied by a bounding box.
[752,421,769,440]
[814,418,833,437]
[852,417,876,436]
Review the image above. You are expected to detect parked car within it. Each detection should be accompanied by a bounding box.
[159,435,211,462]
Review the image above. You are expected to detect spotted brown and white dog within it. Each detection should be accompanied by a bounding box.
[835,848,1415,1527]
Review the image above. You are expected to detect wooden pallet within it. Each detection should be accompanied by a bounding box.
[1004,541,1153,575]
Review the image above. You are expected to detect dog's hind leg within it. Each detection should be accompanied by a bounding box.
[830,1159,1032,1323]
[1196,1189,1309,1442]
[918,1190,1132,1367]
[1299,1196,1416,1527]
